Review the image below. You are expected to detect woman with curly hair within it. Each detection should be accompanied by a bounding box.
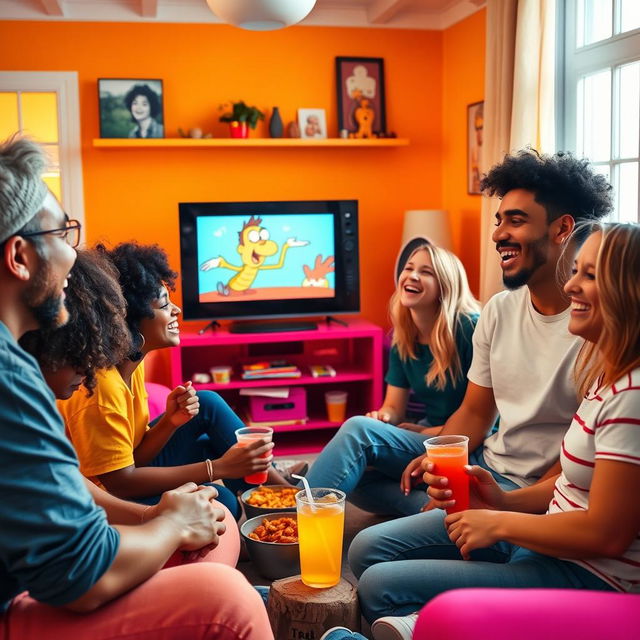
[124,83,164,139]
[57,242,284,519]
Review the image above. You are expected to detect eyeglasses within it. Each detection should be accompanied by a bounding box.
[20,218,82,249]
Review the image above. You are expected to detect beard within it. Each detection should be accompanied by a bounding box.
[502,235,550,290]
[21,260,69,331]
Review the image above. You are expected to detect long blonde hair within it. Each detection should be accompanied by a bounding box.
[390,244,480,390]
[575,223,640,397]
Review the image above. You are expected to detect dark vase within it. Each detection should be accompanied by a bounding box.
[269,107,284,138]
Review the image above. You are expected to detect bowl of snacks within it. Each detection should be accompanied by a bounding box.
[240,485,299,520]
[240,513,301,580]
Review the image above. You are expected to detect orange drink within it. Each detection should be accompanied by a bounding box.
[325,390,347,422]
[234,426,273,484]
[296,488,346,588]
[424,435,469,514]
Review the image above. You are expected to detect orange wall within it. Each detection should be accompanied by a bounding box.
[0,17,486,326]
[442,9,486,295]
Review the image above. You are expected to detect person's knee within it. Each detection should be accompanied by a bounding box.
[197,390,226,411]
[348,524,386,578]
[339,416,379,445]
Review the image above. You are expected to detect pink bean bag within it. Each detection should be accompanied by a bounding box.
[413,588,639,640]
[145,381,171,421]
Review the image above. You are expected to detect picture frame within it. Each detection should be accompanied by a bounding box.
[467,100,484,195]
[335,56,386,137]
[98,78,164,139]
[298,108,328,139]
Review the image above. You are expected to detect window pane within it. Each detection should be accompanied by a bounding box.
[578,69,612,161]
[618,161,639,222]
[42,174,61,201]
[620,0,640,34]
[0,93,20,141]
[20,92,59,143]
[619,61,640,159]
[579,0,613,47]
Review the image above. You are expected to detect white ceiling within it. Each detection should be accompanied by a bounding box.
[0,0,486,30]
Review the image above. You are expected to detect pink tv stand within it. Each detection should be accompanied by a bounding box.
[170,318,384,455]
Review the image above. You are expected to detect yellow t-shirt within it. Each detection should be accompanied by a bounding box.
[58,364,150,486]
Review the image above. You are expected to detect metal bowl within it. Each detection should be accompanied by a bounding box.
[240,512,300,581]
[240,485,298,521]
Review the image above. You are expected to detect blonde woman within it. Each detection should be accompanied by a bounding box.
[303,244,480,516]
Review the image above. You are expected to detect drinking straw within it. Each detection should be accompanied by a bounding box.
[291,474,340,579]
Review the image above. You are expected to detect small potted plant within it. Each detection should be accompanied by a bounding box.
[218,101,265,138]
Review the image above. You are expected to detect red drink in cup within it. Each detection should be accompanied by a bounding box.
[235,426,273,484]
[424,435,469,513]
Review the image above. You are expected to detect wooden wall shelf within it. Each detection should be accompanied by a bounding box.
[92,138,409,149]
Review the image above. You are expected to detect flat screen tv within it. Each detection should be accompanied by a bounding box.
[179,200,359,331]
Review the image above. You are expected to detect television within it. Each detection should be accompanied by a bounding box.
[179,200,359,332]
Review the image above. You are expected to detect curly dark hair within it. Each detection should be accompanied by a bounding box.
[480,149,613,237]
[19,249,131,394]
[124,84,161,119]
[98,242,177,360]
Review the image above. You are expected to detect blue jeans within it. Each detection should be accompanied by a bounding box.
[140,391,249,519]
[348,468,613,622]
[303,416,432,515]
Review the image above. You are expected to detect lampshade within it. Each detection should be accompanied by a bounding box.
[206,0,317,31]
[394,209,452,283]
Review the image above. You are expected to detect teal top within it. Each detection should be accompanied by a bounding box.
[385,313,478,426]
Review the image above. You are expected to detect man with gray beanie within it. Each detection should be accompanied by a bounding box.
[0,135,273,639]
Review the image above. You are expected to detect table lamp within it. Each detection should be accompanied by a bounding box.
[394,210,452,283]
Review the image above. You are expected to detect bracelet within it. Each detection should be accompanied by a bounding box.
[140,505,152,524]
[205,458,215,483]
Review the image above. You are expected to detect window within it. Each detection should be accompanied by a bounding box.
[0,72,85,231]
[561,0,640,222]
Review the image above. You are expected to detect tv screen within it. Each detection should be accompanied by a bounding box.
[179,200,359,325]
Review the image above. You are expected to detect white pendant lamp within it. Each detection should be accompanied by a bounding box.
[206,0,317,31]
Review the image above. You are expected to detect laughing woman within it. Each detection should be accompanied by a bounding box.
[58,242,279,519]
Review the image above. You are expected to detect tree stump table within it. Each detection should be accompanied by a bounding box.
[267,575,360,640]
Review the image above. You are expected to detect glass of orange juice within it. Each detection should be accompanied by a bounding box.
[234,426,273,484]
[296,488,346,588]
[424,435,469,513]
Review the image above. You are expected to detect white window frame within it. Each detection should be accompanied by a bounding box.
[0,71,85,232]
[559,0,640,222]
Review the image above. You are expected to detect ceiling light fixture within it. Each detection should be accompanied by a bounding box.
[206,0,317,31]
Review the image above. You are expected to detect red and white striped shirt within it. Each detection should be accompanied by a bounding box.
[549,367,640,592]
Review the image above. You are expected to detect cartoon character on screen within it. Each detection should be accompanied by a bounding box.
[200,215,309,296]
[302,255,335,288]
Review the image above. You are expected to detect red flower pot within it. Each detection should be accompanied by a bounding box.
[229,121,249,139]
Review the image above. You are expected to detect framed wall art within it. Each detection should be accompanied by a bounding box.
[98,78,164,139]
[298,108,327,139]
[335,57,386,138]
[467,100,484,194]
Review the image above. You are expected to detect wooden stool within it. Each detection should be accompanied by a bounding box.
[268,575,360,640]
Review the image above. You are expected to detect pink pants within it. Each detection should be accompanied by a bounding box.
[1,504,274,640]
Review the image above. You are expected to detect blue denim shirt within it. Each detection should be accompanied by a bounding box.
[0,321,119,611]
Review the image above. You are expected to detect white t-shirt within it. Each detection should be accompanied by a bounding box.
[549,368,640,592]
[468,287,582,486]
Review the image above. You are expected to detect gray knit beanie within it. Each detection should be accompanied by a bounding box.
[0,136,49,244]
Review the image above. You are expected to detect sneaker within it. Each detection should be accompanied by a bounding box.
[252,585,270,606]
[320,627,368,640]
[272,459,309,483]
[371,612,419,640]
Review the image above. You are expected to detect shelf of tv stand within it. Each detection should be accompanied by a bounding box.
[92,138,409,149]
[192,369,373,392]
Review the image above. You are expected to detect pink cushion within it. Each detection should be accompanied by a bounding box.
[413,589,639,640]
[145,382,171,421]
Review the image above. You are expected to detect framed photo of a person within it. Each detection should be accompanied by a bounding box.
[98,78,164,139]
[298,108,327,139]
[467,101,484,194]
[335,57,386,137]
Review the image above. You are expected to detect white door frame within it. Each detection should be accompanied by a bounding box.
[0,71,85,232]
